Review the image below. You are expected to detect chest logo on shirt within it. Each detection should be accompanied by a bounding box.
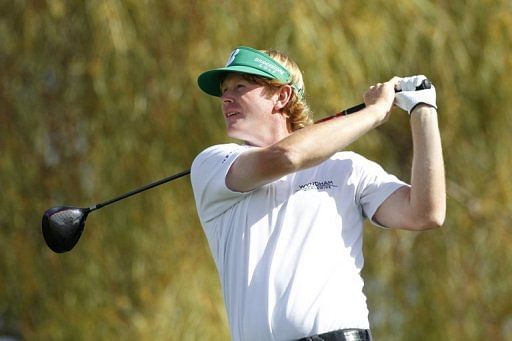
[296,180,338,192]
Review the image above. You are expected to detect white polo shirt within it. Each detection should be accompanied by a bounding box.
[191,143,407,341]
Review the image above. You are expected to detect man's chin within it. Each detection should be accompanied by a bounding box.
[227,131,255,145]
[226,127,244,139]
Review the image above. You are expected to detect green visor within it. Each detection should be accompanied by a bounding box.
[197,46,296,97]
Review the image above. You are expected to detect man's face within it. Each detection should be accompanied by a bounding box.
[220,73,280,146]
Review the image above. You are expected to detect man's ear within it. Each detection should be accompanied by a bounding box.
[273,85,293,111]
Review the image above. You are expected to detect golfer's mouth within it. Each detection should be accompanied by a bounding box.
[225,111,241,119]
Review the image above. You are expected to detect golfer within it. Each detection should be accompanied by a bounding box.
[191,46,445,341]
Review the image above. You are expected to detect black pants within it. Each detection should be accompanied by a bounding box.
[297,328,372,341]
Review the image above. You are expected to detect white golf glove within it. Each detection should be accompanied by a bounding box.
[395,75,437,114]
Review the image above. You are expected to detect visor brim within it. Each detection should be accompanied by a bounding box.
[197,66,276,97]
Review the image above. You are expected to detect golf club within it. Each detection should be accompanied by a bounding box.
[42,79,431,253]
[42,169,191,253]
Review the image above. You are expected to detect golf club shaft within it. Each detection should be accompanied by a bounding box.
[314,103,365,124]
[89,79,431,211]
[90,169,191,211]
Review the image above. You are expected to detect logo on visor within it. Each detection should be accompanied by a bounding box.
[225,49,240,67]
[254,57,286,77]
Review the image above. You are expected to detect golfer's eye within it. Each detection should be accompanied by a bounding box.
[221,86,231,95]
[221,84,244,95]
[235,83,247,92]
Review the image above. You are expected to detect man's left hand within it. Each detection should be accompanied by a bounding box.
[395,75,437,114]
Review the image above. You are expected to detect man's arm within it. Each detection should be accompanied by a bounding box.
[226,80,398,192]
[373,104,446,230]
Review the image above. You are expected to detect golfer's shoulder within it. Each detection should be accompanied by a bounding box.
[333,151,391,180]
[194,143,239,159]
[191,143,246,173]
[326,151,381,173]
[330,150,367,163]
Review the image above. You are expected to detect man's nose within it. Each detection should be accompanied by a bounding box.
[221,91,234,103]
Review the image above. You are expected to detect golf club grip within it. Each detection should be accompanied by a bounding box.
[314,78,431,124]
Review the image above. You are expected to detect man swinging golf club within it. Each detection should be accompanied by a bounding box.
[191,46,445,341]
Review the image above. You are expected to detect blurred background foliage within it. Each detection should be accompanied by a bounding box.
[1,0,511,339]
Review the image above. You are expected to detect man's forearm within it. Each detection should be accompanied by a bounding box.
[409,105,446,226]
[273,105,383,170]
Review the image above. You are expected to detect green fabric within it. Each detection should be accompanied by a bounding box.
[197,46,295,97]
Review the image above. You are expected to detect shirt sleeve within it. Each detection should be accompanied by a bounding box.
[353,154,409,228]
[190,143,250,223]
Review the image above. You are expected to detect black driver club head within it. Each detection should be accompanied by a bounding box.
[42,206,90,253]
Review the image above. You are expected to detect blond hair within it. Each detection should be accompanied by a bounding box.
[242,49,313,131]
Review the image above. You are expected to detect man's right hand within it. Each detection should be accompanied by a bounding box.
[363,77,400,124]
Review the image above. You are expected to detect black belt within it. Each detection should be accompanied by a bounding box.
[297,328,372,341]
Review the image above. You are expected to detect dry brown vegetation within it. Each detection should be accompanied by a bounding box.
[1,0,511,339]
